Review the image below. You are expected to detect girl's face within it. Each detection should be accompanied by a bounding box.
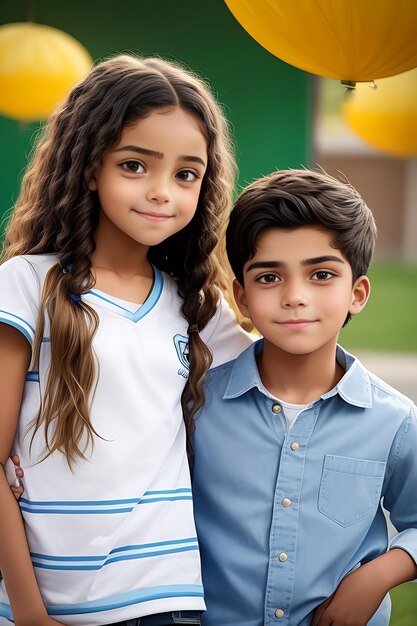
[89,107,208,251]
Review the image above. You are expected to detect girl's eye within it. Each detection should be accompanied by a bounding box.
[121,161,145,173]
[312,270,334,281]
[176,169,199,182]
[257,273,280,284]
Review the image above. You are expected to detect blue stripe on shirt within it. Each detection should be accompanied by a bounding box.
[0,584,204,618]
[19,489,193,514]
[32,544,199,570]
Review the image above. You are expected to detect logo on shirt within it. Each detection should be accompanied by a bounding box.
[173,334,189,378]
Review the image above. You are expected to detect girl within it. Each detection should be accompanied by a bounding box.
[0,55,252,626]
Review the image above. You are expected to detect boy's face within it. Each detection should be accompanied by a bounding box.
[234,226,370,357]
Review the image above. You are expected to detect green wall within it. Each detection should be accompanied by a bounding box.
[0,0,313,231]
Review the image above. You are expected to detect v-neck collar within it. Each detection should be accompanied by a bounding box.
[82,265,164,323]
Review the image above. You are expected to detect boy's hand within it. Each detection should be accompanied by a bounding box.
[5,454,24,500]
[311,564,387,626]
[312,549,417,626]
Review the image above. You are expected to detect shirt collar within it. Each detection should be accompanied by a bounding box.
[223,339,373,409]
[331,345,373,408]
[224,338,265,399]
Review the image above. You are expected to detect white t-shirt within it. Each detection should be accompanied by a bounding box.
[277,399,311,430]
[0,254,253,625]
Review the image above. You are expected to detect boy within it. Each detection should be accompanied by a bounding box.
[191,169,417,625]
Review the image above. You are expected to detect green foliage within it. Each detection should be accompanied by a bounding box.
[340,263,417,353]
[390,583,417,626]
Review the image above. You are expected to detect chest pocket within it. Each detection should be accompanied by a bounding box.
[318,454,386,527]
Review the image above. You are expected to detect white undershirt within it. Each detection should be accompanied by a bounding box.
[276,398,311,430]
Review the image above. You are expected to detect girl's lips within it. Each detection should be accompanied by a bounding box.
[132,210,172,222]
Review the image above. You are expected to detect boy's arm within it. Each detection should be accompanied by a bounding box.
[311,548,417,626]
[384,404,417,564]
[313,406,417,626]
[0,324,61,626]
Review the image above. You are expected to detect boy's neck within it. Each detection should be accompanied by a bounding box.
[256,341,345,405]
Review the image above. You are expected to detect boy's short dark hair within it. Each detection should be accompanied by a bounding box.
[226,169,377,285]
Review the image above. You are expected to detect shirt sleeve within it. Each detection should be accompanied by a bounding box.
[384,404,417,565]
[0,256,40,346]
[200,292,255,368]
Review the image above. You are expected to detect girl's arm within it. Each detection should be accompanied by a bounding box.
[0,324,61,626]
[200,292,255,367]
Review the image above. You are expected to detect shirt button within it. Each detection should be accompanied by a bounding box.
[290,441,300,451]
[275,608,285,618]
[278,552,288,562]
[272,403,282,414]
[281,497,292,507]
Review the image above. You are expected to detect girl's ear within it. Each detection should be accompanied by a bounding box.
[87,177,97,191]
[85,168,97,191]
[349,275,371,316]
[233,279,250,318]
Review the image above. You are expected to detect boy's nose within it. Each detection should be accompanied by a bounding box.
[281,281,308,307]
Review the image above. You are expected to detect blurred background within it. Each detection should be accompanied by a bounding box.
[0,2,416,623]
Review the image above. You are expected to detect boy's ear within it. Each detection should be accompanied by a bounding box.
[349,275,371,316]
[233,279,250,318]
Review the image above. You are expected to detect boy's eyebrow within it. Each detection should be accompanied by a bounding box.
[246,255,345,272]
[301,255,345,266]
[114,145,206,166]
[246,261,285,272]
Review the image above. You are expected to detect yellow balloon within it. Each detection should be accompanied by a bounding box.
[342,68,417,158]
[224,0,417,82]
[0,22,92,122]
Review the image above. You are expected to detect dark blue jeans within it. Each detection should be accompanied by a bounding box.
[108,611,202,625]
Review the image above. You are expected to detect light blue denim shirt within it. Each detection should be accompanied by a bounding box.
[191,340,417,626]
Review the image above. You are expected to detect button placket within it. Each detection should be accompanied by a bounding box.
[266,405,320,624]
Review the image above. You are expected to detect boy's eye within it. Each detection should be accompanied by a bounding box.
[311,270,334,281]
[257,273,280,284]
[121,161,145,173]
[176,169,199,182]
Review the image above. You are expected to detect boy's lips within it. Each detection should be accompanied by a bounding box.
[278,319,317,327]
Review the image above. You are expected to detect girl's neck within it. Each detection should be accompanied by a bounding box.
[91,257,154,304]
[92,251,152,280]
[92,225,154,303]
[93,214,152,278]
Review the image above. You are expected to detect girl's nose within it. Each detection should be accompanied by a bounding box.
[146,177,171,204]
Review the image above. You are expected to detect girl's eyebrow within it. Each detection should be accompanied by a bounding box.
[115,145,163,158]
[246,256,345,273]
[114,145,206,166]
[179,155,206,167]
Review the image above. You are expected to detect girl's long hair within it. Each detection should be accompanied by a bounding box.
[2,54,236,464]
